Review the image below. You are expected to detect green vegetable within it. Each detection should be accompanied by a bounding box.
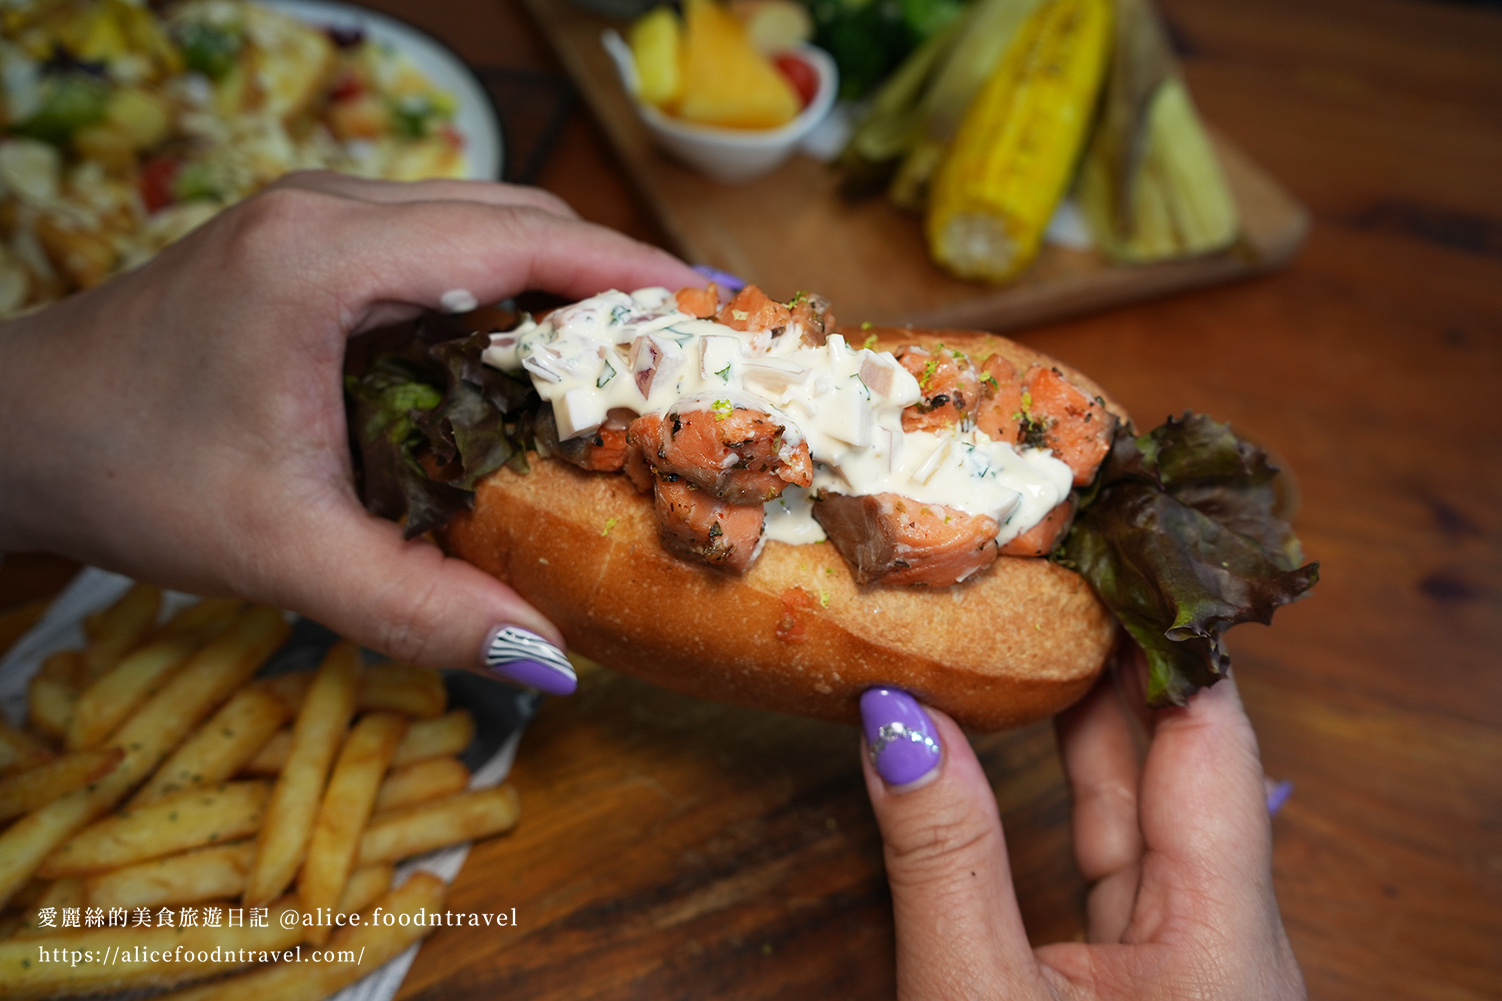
[809,0,960,101]
[1058,414,1319,707]
[174,21,244,81]
[11,73,110,145]
[174,161,221,202]
[345,313,538,539]
[388,94,439,140]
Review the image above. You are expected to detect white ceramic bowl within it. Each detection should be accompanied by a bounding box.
[602,31,838,184]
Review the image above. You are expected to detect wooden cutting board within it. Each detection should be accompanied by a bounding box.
[518,0,1310,330]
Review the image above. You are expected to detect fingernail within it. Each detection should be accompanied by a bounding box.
[1266,778,1293,816]
[860,688,941,791]
[482,626,576,695]
[692,264,746,292]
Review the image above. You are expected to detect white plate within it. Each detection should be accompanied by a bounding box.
[263,0,504,181]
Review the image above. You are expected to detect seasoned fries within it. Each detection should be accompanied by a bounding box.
[0,746,124,823]
[244,642,360,906]
[0,605,289,907]
[2,587,522,1001]
[132,687,289,805]
[359,786,521,865]
[299,712,407,944]
[390,709,477,767]
[86,840,257,909]
[67,635,200,751]
[375,756,472,813]
[39,780,270,878]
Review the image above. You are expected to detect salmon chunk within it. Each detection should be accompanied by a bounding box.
[1021,366,1115,486]
[813,492,1000,586]
[716,285,792,333]
[895,345,983,433]
[654,478,765,574]
[975,354,1024,445]
[675,283,721,318]
[535,408,628,472]
[997,498,1076,557]
[788,292,836,346]
[628,407,813,505]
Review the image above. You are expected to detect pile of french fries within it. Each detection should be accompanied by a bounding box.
[0,584,521,1000]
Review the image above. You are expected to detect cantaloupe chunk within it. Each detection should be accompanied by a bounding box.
[677,0,800,129]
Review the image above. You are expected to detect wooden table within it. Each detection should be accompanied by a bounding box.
[3,0,1499,997]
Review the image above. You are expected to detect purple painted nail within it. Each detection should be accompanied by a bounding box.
[860,688,941,790]
[692,264,747,292]
[482,626,576,695]
[1266,778,1294,816]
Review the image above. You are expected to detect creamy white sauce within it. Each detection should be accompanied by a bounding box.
[481,288,1073,547]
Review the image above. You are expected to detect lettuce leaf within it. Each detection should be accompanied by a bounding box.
[1058,413,1319,706]
[345,314,538,540]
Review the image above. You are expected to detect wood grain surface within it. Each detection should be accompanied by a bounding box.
[1,0,1498,999]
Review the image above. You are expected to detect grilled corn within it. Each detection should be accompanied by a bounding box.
[924,0,1111,282]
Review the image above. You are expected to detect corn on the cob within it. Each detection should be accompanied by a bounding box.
[925,0,1112,283]
[1076,0,1237,261]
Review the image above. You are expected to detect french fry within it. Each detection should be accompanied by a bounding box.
[0,746,124,823]
[151,874,447,1001]
[240,728,292,776]
[243,641,359,907]
[26,674,77,742]
[358,661,447,718]
[258,664,447,718]
[374,756,471,813]
[253,670,312,714]
[389,709,475,768]
[86,840,256,909]
[154,597,244,641]
[133,687,289,805]
[0,897,303,998]
[336,862,393,915]
[81,582,162,682]
[39,780,270,878]
[11,877,85,936]
[0,605,289,908]
[358,785,520,865]
[35,649,84,686]
[66,636,200,751]
[299,712,406,944]
[0,720,53,775]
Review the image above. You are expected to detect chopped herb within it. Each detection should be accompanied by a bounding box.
[716,363,732,381]
[920,357,940,390]
[818,589,831,608]
[861,333,878,351]
[601,516,619,536]
[711,398,733,419]
[609,304,630,324]
[597,359,616,388]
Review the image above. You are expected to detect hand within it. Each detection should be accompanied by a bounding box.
[0,172,702,686]
[858,659,1306,1000]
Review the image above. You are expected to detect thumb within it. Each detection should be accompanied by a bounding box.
[859,689,1049,1000]
[270,506,577,695]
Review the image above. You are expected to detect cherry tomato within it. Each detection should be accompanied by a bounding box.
[774,53,819,110]
[139,156,180,214]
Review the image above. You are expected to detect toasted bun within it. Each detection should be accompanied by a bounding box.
[440,328,1126,731]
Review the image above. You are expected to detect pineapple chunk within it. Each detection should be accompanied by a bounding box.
[677,0,800,129]
[630,7,683,110]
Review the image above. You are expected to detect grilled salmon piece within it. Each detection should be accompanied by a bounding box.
[716,285,792,333]
[788,292,836,345]
[628,407,813,505]
[675,283,721,318]
[976,354,1024,445]
[654,478,765,574]
[1021,365,1115,486]
[535,408,629,472]
[997,498,1076,557]
[814,492,1000,586]
[895,345,983,433]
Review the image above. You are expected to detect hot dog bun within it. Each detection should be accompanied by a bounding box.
[440,327,1127,731]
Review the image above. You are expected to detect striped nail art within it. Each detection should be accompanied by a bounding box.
[482,626,577,695]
